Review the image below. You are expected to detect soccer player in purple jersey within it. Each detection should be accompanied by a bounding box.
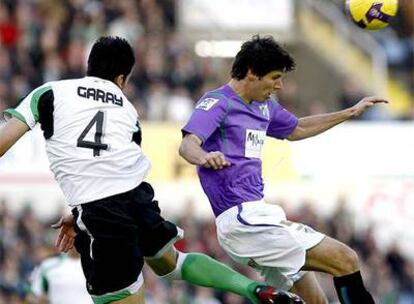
[180,35,388,304]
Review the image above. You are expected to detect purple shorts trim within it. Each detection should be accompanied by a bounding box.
[236,204,282,227]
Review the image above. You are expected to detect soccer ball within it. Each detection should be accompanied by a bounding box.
[346,0,398,30]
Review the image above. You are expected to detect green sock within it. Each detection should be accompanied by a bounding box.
[181,253,261,304]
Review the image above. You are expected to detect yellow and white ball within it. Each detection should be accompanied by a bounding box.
[347,0,399,30]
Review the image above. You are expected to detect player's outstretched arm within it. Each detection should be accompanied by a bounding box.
[179,133,231,170]
[287,96,388,141]
[0,117,29,157]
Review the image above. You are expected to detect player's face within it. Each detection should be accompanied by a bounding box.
[250,70,284,102]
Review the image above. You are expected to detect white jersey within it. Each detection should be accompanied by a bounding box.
[4,76,150,206]
[30,254,93,304]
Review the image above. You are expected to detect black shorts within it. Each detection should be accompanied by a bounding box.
[72,182,180,296]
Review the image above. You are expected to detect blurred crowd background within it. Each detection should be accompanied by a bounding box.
[0,0,412,122]
[0,0,413,303]
[0,197,413,303]
[0,0,209,123]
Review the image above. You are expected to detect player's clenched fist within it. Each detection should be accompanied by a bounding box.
[202,151,231,170]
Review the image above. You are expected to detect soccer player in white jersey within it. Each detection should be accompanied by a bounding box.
[0,36,303,304]
[29,249,93,304]
[179,35,388,304]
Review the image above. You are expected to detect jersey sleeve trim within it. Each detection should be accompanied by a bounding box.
[41,274,49,293]
[31,86,52,121]
[3,109,28,126]
[181,128,207,144]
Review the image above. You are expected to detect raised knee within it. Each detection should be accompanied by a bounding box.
[335,245,359,276]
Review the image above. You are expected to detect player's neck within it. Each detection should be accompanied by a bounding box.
[228,79,253,104]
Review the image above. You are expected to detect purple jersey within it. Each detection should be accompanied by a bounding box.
[182,85,298,217]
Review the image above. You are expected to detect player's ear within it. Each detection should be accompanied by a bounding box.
[114,74,127,89]
[246,69,258,81]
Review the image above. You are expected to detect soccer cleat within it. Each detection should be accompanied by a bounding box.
[254,286,305,304]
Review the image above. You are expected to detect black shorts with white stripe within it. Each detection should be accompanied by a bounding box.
[72,181,179,296]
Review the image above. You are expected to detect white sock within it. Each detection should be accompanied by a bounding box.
[160,251,188,281]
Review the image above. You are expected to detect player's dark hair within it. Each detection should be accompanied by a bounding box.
[87,36,135,82]
[231,35,295,80]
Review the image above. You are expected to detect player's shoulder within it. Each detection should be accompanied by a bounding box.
[49,77,87,88]
[195,87,229,111]
[50,76,116,87]
[27,78,92,95]
[266,97,280,106]
[25,81,55,96]
[35,78,84,96]
[267,98,287,112]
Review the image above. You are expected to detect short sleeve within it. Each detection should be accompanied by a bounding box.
[266,101,298,139]
[182,94,228,143]
[3,85,52,129]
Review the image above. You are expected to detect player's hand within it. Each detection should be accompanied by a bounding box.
[51,213,76,253]
[202,151,231,170]
[351,96,388,117]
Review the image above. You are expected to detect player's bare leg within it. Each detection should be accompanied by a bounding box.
[290,272,328,304]
[302,236,374,303]
[111,285,145,304]
[144,247,176,275]
[303,237,359,276]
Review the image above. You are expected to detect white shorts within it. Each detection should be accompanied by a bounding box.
[215,200,325,290]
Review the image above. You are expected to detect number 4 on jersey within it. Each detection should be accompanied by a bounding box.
[77,111,108,156]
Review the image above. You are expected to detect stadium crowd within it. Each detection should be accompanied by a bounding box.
[0,0,412,123]
[0,196,413,303]
[0,0,209,124]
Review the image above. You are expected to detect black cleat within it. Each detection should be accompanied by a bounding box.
[254,286,305,304]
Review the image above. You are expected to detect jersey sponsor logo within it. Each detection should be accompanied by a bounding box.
[195,97,219,111]
[245,129,265,158]
[77,87,123,106]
